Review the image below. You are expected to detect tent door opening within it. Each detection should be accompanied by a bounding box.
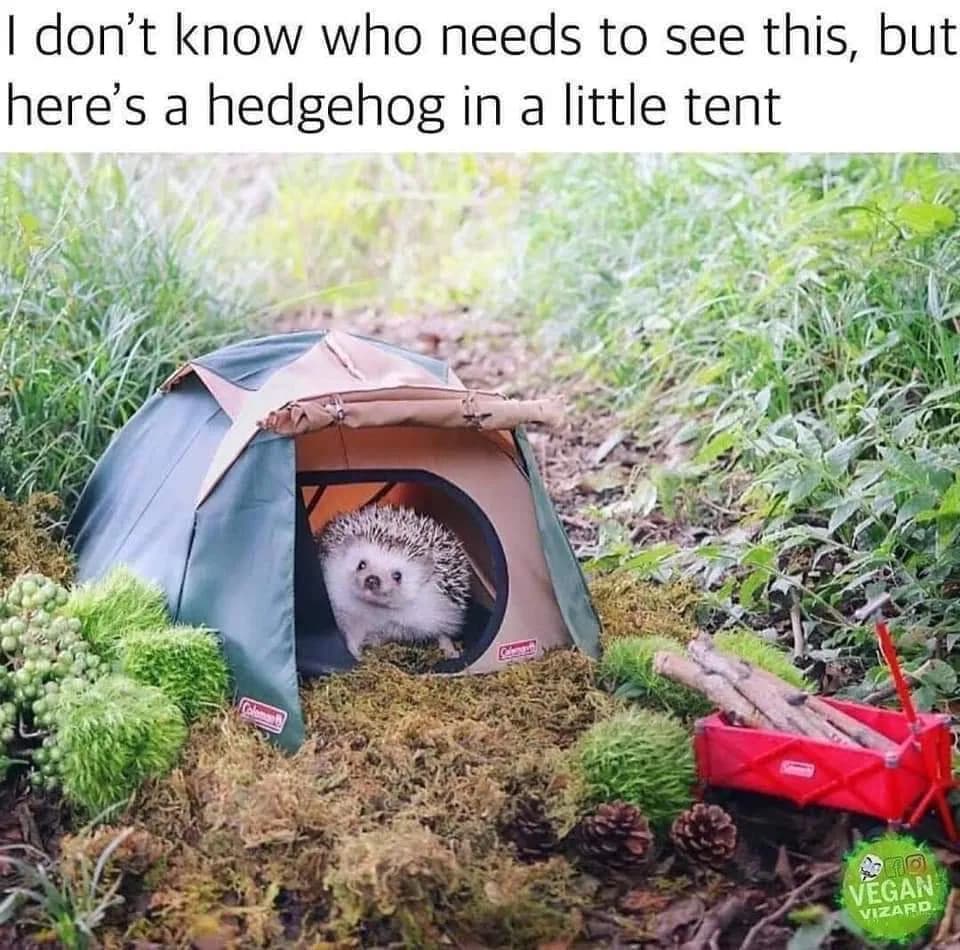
[294,469,509,675]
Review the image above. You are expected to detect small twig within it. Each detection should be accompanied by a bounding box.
[934,887,958,944]
[17,716,43,740]
[682,894,747,950]
[863,660,931,706]
[853,592,893,623]
[790,593,805,660]
[740,865,840,950]
[15,804,42,852]
[591,428,625,466]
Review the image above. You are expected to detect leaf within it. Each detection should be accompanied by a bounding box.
[787,469,822,507]
[579,464,630,494]
[787,913,837,950]
[938,478,960,518]
[896,492,939,527]
[623,543,679,573]
[828,499,860,534]
[741,544,776,569]
[795,424,822,462]
[912,683,936,712]
[696,428,741,464]
[754,385,772,415]
[928,271,943,319]
[896,201,957,236]
[823,438,862,477]
[739,569,769,609]
[629,478,658,517]
[917,659,958,697]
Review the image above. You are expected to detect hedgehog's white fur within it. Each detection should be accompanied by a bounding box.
[316,505,471,660]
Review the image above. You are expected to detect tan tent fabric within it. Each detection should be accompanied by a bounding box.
[295,425,571,669]
[261,393,561,435]
[190,331,561,505]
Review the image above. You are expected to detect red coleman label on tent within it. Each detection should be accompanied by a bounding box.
[497,639,538,662]
[237,697,288,734]
[779,759,816,779]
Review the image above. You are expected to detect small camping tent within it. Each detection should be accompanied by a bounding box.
[68,330,601,748]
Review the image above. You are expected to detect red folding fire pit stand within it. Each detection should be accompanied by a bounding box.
[694,620,960,843]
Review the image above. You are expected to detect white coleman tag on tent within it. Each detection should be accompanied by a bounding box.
[497,638,538,662]
[237,697,288,734]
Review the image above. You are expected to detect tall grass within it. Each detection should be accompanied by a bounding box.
[517,154,960,695]
[230,154,531,313]
[0,156,249,507]
[0,154,530,509]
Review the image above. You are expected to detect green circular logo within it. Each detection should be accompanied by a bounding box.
[840,833,949,943]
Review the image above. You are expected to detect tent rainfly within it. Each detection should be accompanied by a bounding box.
[68,330,602,749]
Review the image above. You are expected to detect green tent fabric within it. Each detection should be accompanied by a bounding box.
[68,330,601,749]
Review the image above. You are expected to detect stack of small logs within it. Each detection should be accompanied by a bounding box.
[654,636,896,751]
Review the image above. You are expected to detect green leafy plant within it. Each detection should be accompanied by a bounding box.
[116,626,230,721]
[714,629,811,690]
[522,155,960,693]
[63,567,169,659]
[599,636,712,717]
[55,674,186,814]
[0,829,132,950]
[575,708,695,828]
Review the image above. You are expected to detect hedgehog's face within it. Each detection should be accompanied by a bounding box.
[336,541,433,609]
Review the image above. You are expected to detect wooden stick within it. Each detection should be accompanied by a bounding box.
[738,661,896,752]
[653,652,776,729]
[688,638,855,744]
[740,866,839,950]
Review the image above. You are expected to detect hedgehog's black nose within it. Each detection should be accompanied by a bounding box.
[364,574,381,592]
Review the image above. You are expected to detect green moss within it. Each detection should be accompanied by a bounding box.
[714,629,810,690]
[599,636,712,717]
[576,709,695,829]
[589,571,699,644]
[117,626,230,722]
[56,674,186,814]
[0,493,73,586]
[63,567,169,658]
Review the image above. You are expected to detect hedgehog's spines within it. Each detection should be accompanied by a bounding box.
[317,505,471,608]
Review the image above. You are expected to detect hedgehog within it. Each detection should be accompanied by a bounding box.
[316,505,472,660]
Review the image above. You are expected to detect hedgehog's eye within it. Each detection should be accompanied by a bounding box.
[357,560,367,572]
[391,571,402,583]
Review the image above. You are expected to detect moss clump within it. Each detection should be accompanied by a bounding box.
[118,650,610,947]
[589,570,698,644]
[325,823,461,942]
[56,674,186,813]
[0,493,73,586]
[714,629,810,690]
[59,824,167,888]
[117,626,230,721]
[64,566,169,658]
[576,709,695,828]
[599,635,712,717]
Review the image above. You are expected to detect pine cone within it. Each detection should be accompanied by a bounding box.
[575,801,654,872]
[670,803,737,867]
[500,797,557,862]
